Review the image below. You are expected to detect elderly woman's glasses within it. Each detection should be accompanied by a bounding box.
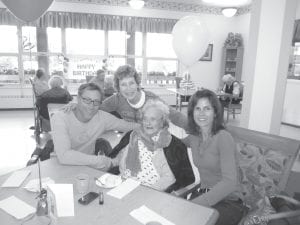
[81,96,101,106]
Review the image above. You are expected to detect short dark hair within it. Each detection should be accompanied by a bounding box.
[114,65,141,91]
[187,89,224,135]
[36,68,45,79]
[78,82,104,102]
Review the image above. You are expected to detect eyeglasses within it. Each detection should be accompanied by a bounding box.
[80,96,101,106]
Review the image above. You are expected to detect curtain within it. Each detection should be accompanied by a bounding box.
[293,19,300,45]
[0,8,177,33]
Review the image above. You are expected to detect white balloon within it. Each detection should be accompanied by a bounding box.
[2,0,54,22]
[172,16,209,67]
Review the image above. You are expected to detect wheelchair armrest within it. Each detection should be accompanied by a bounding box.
[173,182,201,199]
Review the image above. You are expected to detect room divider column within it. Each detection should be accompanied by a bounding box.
[240,0,298,134]
[36,27,49,78]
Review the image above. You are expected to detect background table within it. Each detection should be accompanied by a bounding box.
[167,88,197,111]
[0,158,218,225]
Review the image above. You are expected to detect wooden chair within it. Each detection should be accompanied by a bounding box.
[224,96,242,122]
[226,125,300,225]
[29,77,43,137]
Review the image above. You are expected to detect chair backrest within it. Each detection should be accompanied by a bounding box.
[47,103,67,130]
[226,125,300,207]
[29,77,38,102]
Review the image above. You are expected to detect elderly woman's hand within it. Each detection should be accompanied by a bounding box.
[61,102,77,113]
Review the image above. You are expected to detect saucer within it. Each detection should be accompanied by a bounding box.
[95,174,122,188]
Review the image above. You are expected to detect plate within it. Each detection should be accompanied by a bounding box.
[95,174,122,188]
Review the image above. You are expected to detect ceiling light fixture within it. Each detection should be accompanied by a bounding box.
[129,0,145,10]
[222,8,237,17]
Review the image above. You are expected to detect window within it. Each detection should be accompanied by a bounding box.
[23,55,38,77]
[49,55,64,76]
[66,28,104,55]
[0,25,179,87]
[0,57,19,83]
[0,26,19,84]
[22,26,37,53]
[146,33,176,58]
[47,27,62,53]
[144,33,178,85]
[147,60,177,85]
[0,26,18,53]
[108,31,126,55]
[289,43,300,79]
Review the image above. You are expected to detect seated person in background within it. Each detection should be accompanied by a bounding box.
[182,89,246,225]
[36,75,73,121]
[89,69,115,98]
[33,68,49,96]
[117,99,194,191]
[89,69,105,91]
[51,83,139,170]
[219,74,242,105]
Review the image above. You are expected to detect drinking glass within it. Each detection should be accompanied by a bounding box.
[75,173,89,194]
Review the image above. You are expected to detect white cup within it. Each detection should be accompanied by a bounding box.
[75,173,89,194]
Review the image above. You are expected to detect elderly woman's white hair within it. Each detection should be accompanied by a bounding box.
[222,74,235,84]
[48,75,64,88]
[142,99,170,128]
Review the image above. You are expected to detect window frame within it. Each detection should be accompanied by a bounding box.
[0,25,179,87]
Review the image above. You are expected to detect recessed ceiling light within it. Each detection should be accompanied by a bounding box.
[202,0,251,7]
[129,0,145,10]
[222,8,237,17]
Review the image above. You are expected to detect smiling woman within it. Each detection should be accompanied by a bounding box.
[182,89,246,225]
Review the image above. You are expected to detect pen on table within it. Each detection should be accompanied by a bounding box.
[99,191,104,205]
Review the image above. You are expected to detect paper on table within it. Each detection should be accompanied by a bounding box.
[1,170,31,187]
[130,205,175,225]
[107,178,140,199]
[47,183,74,217]
[0,196,35,220]
[23,177,55,192]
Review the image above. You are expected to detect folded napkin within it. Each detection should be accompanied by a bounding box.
[107,178,140,199]
[130,205,175,225]
[1,170,31,187]
[23,177,55,192]
[0,196,35,219]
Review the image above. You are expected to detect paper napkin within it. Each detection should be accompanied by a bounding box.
[107,178,140,199]
[0,196,35,219]
[23,177,55,192]
[1,170,31,187]
[47,183,74,217]
[130,205,175,225]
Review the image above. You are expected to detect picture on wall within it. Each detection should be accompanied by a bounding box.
[199,44,213,61]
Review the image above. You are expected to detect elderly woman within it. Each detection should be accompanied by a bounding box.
[220,74,242,104]
[115,99,194,191]
[182,89,246,225]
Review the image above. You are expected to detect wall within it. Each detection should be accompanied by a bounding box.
[296,1,300,19]
[188,14,250,91]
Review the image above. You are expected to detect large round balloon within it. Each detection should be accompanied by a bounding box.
[172,16,209,67]
[2,0,53,22]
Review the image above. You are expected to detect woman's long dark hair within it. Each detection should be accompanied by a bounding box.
[187,89,225,136]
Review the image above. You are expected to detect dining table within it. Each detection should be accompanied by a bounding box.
[0,127,219,225]
[0,156,219,225]
[167,88,197,111]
